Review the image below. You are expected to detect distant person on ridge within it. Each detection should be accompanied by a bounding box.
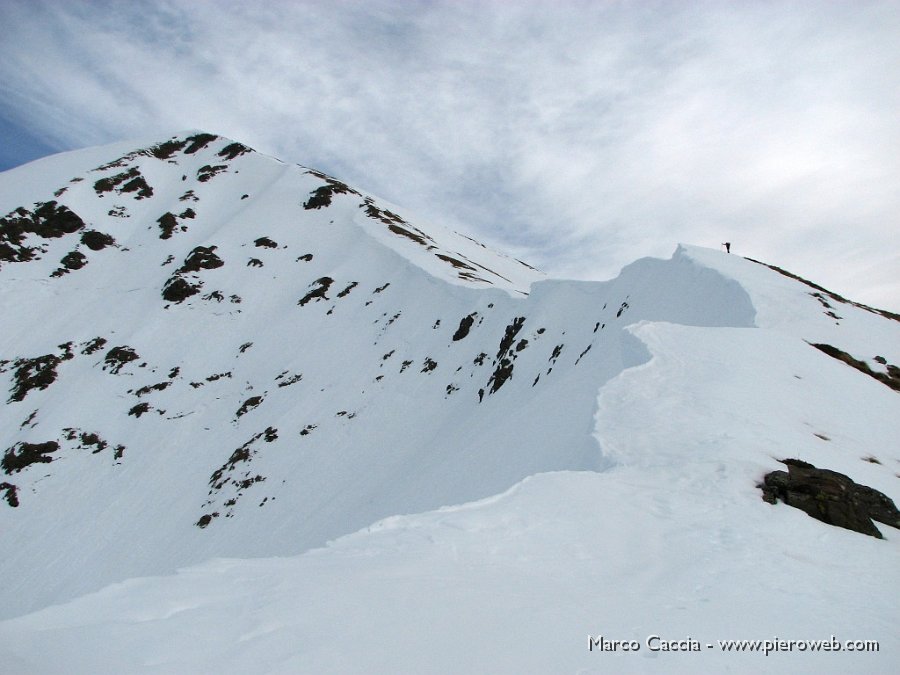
[723,242,731,253]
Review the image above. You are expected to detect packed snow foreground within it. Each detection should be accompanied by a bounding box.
[0,133,897,674]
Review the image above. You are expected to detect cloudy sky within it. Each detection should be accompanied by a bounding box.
[2,0,898,310]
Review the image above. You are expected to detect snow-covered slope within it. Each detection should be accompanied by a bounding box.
[0,133,898,673]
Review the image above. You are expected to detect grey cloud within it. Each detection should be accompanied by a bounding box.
[1,0,898,309]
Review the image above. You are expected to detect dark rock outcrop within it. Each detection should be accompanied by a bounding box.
[0,201,86,266]
[81,230,115,250]
[218,142,250,160]
[484,316,526,395]
[2,441,59,474]
[0,481,19,507]
[162,277,200,303]
[810,343,900,393]
[197,165,227,183]
[254,237,278,249]
[8,354,64,402]
[760,459,900,538]
[161,246,224,303]
[452,313,477,342]
[103,346,139,374]
[178,246,224,274]
[298,277,334,306]
[94,167,153,199]
[303,176,359,210]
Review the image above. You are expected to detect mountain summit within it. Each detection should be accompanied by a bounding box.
[1,132,898,673]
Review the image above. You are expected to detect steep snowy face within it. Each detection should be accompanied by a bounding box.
[0,132,897,627]
[0,132,543,292]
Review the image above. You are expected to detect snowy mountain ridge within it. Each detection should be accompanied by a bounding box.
[0,132,898,674]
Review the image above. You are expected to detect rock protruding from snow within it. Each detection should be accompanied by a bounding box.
[761,459,900,538]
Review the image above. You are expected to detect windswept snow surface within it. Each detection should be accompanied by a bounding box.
[0,134,898,673]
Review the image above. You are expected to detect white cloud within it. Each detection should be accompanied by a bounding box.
[2,0,898,309]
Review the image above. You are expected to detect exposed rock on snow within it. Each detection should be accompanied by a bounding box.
[811,343,900,392]
[761,458,900,538]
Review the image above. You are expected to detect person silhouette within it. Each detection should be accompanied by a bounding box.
[723,242,731,253]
